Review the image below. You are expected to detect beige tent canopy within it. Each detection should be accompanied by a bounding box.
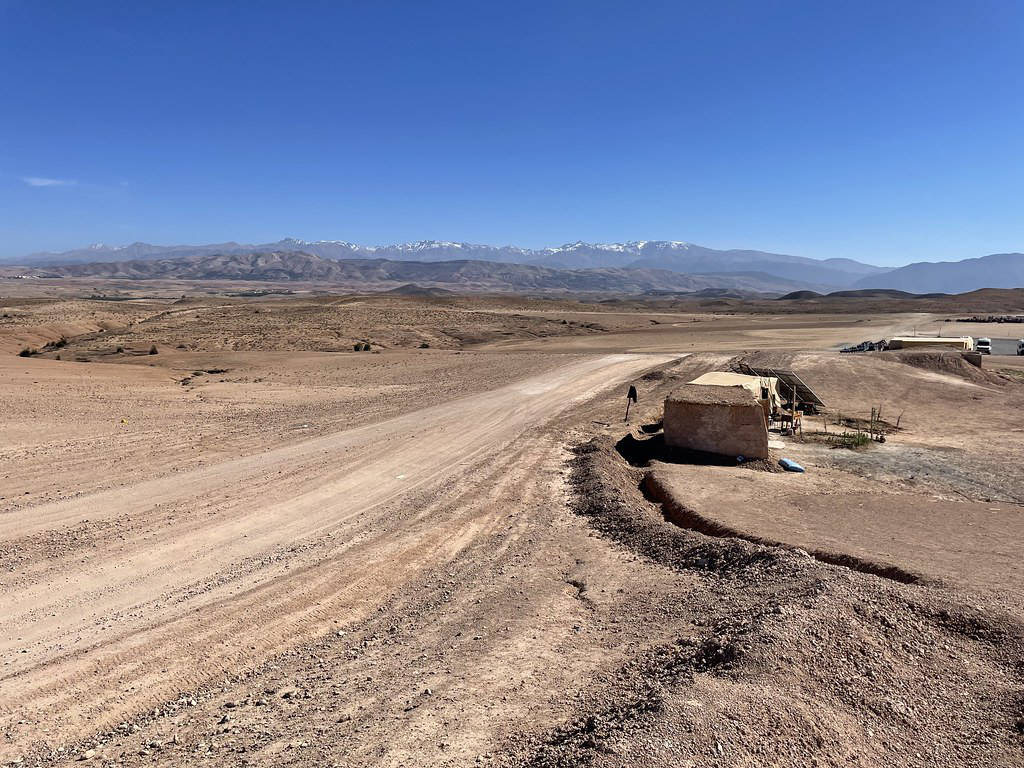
[687,371,782,413]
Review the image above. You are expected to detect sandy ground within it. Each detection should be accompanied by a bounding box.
[3,291,1024,767]
[481,311,925,355]
[0,353,672,764]
[0,349,580,512]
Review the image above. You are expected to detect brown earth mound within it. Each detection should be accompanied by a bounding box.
[879,349,1010,385]
[508,435,1024,767]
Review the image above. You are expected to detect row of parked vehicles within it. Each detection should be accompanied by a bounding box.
[973,338,1024,355]
[841,337,1024,355]
[840,339,889,353]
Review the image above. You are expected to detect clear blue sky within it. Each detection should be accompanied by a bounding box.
[1,1,1022,265]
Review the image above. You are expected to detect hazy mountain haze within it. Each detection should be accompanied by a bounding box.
[852,252,1024,294]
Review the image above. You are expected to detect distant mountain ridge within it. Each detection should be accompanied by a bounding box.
[11,238,888,289]
[853,252,1024,294]
[16,239,1023,292]
[22,250,824,295]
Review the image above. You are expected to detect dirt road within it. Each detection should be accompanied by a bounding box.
[0,353,671,764]
[7,295,1024,766]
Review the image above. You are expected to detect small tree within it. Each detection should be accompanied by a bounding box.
[148,345,159,355]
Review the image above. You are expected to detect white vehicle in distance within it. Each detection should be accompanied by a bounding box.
[1018,339,1024,356]
[976,337,992,354]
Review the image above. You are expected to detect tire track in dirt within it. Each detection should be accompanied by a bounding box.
[0,353,672,761]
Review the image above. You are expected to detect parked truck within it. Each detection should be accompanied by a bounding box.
[976,337,992,354]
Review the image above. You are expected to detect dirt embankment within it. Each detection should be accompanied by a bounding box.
[879,349,1014,386]
[640,469,929,585]
[501,435,1024,767]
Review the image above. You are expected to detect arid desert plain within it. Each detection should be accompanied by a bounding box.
[3,284,1024,768]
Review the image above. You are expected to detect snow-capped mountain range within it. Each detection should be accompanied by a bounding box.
[11,238,890,289]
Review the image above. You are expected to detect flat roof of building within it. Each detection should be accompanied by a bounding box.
[688,371,777,388]
[890,336,973,343]
[667,383,760,407]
